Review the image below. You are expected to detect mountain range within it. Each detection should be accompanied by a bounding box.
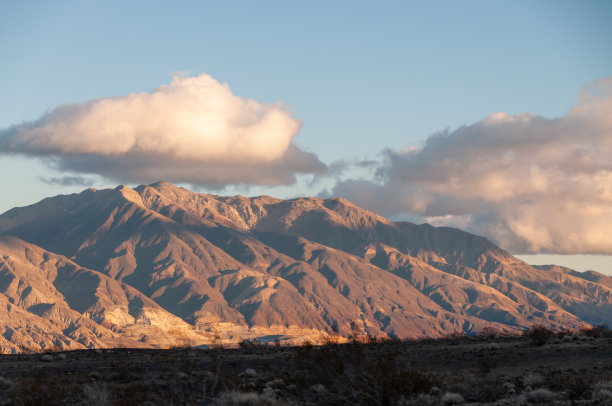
[0,181,610,352]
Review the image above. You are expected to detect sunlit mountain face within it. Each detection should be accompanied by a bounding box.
[0,182,609,352]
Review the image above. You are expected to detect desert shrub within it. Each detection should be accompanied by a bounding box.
[522,373,543,388]
[526,388,554,404]
[7,369,82,406]
[238,339,267,354]
[594,388,612,401]
[475,357,497,375]
[580,324,612,338]
[321,334,344,346]
[505,394,527,404]
[396,393,439,406]
[444,331,467,342]
[593,381,612,401]
[450,375,506,403]
[313,344,345,376]
[294,340,313,357]
[365,334,387,344]
[542,367,593,399]
[475,326,502,339]
[541,368,565,391]
[204,348,245,398]
[503,381,515,393]
[0,376,13,391]
[348,357,439,405]
[81,382,111,406]
[554,329,573,338]
[566,373,593,400]
[344,340,366,364]
[209,390,286,406]
[524,325,554,346]
[441,391,464,404]
[293,340,346,386]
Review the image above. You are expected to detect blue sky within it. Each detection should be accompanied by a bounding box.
[1,1,612,274]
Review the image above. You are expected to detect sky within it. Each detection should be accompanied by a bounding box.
[1,1,612,275]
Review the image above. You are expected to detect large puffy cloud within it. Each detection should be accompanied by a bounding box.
[333,78,612,255]
[0,74,325,186]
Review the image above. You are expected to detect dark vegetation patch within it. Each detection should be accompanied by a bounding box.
[0,326,610,405]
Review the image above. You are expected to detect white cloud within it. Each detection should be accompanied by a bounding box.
[0,73,325,185]
[333,77,612,255]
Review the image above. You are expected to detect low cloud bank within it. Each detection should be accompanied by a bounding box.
[39,175,94,187]
[333,78,612,255]
[0,73,325,186]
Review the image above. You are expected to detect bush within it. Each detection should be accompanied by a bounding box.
[593,381,612,401]
[526,388,553,404]
[524,325,554,346]
[441,392,464,404]
[475,357,497,375]
[475,326,502,339]
[350,358,439,404]
[580,324,612,338]
[523,373,543,388]
[542,367,593,399]
[238,339,266,354]
[566,373,593,400]
[210,390,291,406]
[444,331,467,341]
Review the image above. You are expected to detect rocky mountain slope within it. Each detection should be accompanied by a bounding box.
[0,182,610,352]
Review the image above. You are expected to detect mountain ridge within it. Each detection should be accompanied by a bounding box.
[0,181,610,352]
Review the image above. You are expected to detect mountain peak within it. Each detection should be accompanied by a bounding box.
[114,184,145,206]
[0,182,609,351]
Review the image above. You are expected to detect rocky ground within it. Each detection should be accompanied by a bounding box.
[0,329,610,405]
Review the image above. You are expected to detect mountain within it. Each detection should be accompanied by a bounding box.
[0,181,610,352]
